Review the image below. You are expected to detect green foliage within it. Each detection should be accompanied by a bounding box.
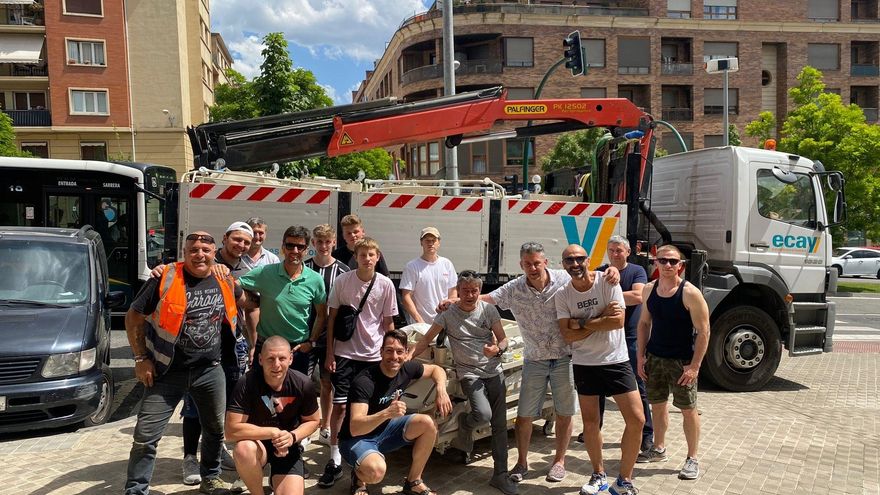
[310,149,393,181]
[541,128,608,172]
[745,66,880,240]
[727,124,741,146]
[0,113,31,157]
[744,111,776,146]
[211,68,260,121]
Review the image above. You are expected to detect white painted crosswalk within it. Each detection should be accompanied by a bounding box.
[833,324,880,341]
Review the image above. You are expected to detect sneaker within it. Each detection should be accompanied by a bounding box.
[316,427,331,445]
[545,462,566,482]
[576,432,584,443]
[636,447,668,463]
[318,460,344,488]
[579,472,609,495]
[199,477,233,494]
[230,478,246,494]
[220,444,236,471]
[490,472,519,495]
[182,454,201,486]
[679,457,700,480]
[509,463,528,482]
[300,435,312,449]
[350,468,367,495]
[609,477,639,495]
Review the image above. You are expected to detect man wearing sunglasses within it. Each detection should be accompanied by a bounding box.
[636,245,710,482]
[555,244,644,495]
[238,225,327,376]
[124,231,249,495]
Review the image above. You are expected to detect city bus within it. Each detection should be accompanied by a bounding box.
[0,157,177,312]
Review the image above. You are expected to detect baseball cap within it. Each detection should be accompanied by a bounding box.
[420,227,441,239]
[226,221,254,237]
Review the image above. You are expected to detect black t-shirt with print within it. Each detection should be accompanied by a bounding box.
[338,361,423,440]
[227,368,319,431]
[131,269,242,369]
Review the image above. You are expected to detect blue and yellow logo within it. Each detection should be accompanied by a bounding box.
[770,234,821,253]
[561,216,618,269]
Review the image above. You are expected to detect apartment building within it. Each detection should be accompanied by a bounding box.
[0,0,232,175]
[354,0,880,183]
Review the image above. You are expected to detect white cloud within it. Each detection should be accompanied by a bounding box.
[212,0,428,74]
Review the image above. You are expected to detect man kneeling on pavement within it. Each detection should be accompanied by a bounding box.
[225,336,320,495]
[339,329,452,495]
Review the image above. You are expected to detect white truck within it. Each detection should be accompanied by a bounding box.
[177,87,846,392]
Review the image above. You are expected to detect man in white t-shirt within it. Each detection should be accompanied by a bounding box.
[399,227,457,325]
[319,237,398,488]
[555,244,645,495]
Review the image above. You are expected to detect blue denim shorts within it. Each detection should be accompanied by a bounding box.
[339,415,415,468]
[517,356,577,417]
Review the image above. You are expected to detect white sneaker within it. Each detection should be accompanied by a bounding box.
[316,427,331,445]
[182,454,201,485]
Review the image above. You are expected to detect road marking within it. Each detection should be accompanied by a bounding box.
[829,296,880,300]
[837,314,880,316]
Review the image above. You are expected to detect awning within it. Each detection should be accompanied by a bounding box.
[0,34,44,63]
[0,0,36,4]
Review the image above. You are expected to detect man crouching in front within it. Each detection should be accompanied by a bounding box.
[225,336,320,495]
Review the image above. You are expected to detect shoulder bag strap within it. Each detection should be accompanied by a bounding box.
[355,273,378,313]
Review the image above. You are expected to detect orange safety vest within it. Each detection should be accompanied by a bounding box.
[144,262,238,375]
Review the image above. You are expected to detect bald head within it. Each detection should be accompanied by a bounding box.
[261,335,291,356]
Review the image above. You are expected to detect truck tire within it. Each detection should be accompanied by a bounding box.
[83,365,114,427]
[703,306,781,392]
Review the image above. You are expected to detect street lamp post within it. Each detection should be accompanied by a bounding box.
[705,57,739,145]
[441,0,459,193]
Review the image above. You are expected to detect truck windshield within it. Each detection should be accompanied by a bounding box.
[756,169,817,227]
[0,240,89,305]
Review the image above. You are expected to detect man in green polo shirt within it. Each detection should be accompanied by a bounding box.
[238,225,326,375]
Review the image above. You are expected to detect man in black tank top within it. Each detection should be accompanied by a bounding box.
[635,244,710,482]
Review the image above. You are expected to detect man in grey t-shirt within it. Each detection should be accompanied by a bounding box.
[409,270,518,495]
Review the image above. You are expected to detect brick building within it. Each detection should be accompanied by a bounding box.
[353,0,880,183]
[0,0,233,175]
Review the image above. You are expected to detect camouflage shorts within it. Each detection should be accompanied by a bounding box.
[645,353,697,409]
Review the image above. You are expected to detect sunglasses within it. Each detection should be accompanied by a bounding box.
[185,234,215,244]
[283,242,308,252]
[562,256,587,265]
[656,257,682,266]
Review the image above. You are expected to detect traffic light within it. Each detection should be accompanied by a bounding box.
[563,30,585,76]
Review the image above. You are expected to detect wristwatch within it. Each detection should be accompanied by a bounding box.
[495,345,507,358]
[133,355,149,363]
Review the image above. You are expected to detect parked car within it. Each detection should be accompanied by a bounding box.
[831,247,880,278]
[0,226,125,433]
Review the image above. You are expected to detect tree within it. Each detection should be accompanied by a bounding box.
[744,111,776,146]
[0,113,31,157]
[727,124,741,146]
[541,128,608,172]
[310,148,393,181]
[210,68,259,121]
[746,66,880,240]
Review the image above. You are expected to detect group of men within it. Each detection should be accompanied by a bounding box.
[122,212,710,495]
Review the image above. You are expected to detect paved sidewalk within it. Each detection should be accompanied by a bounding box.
[1,351,878,495]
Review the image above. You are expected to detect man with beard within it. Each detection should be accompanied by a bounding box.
[239,225,327,375]
[241,217,281,270]
[555,244,644,495]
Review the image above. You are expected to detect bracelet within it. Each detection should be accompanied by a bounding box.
[133,354,149,363]
[291,431,298,445]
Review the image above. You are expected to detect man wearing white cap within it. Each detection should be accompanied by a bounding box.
[399,227,458,325]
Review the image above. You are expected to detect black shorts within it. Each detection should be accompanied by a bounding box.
[260,440,304,478]
[573,361,638,397]
[331,356,377,405]
[308,346,329,379]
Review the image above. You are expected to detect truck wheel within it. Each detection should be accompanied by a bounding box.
[83,365,114,427]
[703,306,781,392]
[833,265,842,277]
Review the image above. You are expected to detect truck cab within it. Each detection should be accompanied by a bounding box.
[651,146,845,391]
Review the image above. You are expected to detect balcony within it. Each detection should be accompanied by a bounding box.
[0,63,46,76]
[400,64,442,86]
[851,64,880,76]
[3,109,50,126]
[661,62,693,75]
[0,4,44,26]
[400,59,502,86]
[399,2,648,29]
[619,66,649,75]
[704,105,739,116]
[662,107,693,121]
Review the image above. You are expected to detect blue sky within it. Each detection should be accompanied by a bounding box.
[212,0,434,105]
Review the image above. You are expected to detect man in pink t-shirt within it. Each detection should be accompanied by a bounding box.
[319,237,398,487]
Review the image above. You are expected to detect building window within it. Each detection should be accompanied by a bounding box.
[409,142,441,177]
[585,39,605,68]
[667,0,691,18]
[471,143,487,174]
[21,142,48,158]
[80,142,107,160]
[507,88,534,100]
[505,138,534,168]
[703,42,738,62]
[808,0,839,21]
[13,92,45,110]
[581,87,607,98]
[618,38,650,74]
[70,89,109,115]
[63,0,103,16]
[67,40,106,66]
[704,88,739,115]
[661,132,693,153]
[703,0,736,19]
[704,135,725,148]
[504,38,533,67]
[808,43,840,70]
